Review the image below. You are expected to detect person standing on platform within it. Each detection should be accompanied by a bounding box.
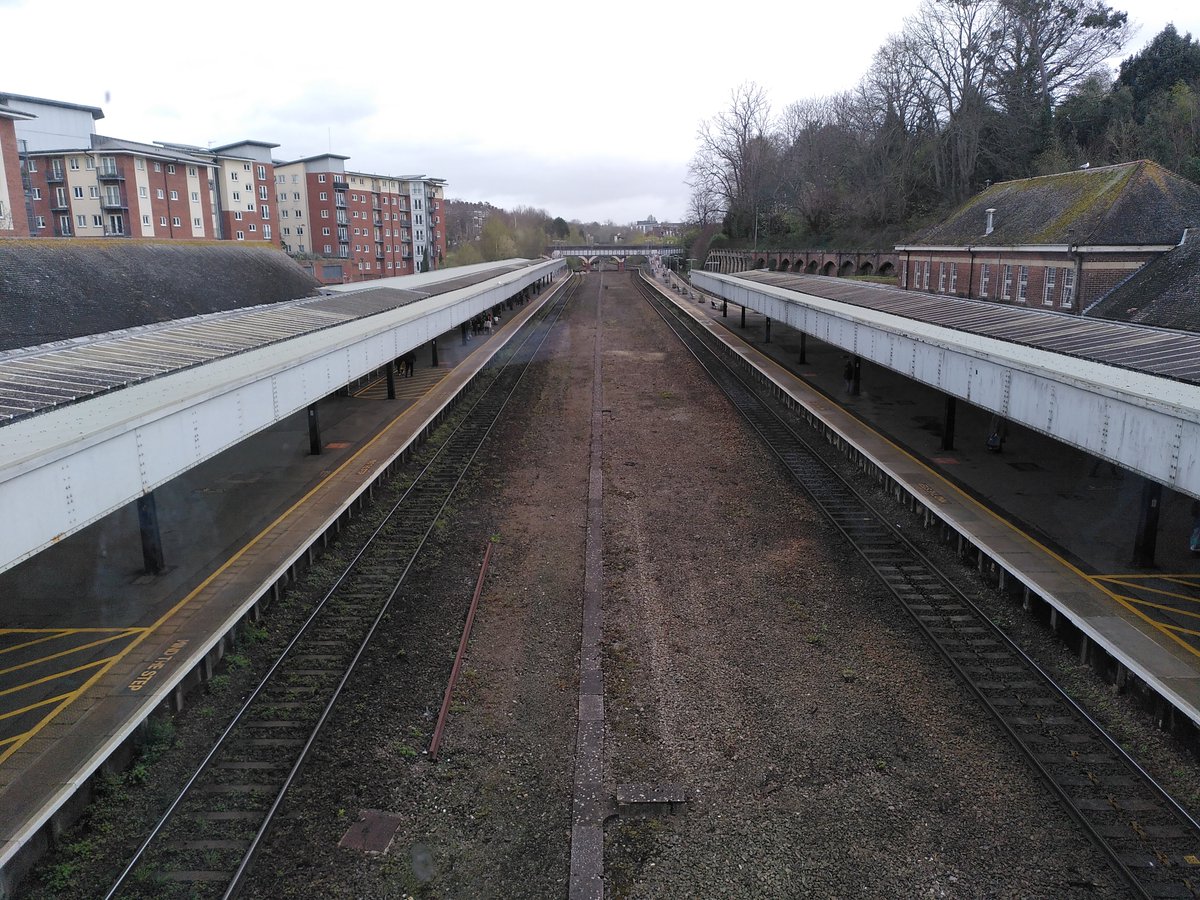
[403,351,415,378]
[842,356,854,393]
[1190,499,1200,555]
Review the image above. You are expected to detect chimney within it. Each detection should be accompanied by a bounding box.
[985,208,996,236]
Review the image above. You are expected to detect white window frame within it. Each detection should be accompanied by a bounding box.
[1042,267,1057,305]
[1001,264,1013,300]
[980,264,990,298]
[1061,268,1076,308]
[1017,265,1028,302]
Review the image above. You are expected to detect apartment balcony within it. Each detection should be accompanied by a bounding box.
[373,216,382,226]
[50,200,69,212]
[375,244,384,260]
[54,225,72,237]
[96,168,125,182]
[334,197,346,209]
[335,214,348,227]
[100,197,127,210]
[332,179,349,190]
[45,170,65,184]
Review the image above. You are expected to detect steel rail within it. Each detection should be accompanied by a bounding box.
[104,276,580,899]
[635,271,1200,899]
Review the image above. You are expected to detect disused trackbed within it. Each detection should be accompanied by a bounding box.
[635,270,1200,900]
[103,277,581,900]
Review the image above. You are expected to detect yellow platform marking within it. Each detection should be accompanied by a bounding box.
[1095,578,1200,607]
[698,297,1200,663]
[0,387,442,768]
[1118,596,1200,623]
[0,693,73,723]
[0,630,141,678]
[0,658,115,699]
[353,367,448,401]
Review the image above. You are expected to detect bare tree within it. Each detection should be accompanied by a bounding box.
[689,82,776,237]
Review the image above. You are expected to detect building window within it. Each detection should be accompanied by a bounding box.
[1001,264,1013,299]
[1061,268,1076,307]
[231,171,239,181]
[69,157,80,170]
[319,191,328,201]
[164,164,174,174]
[257,164,266,180]
[322,227,330,235]
[1042,267,1057,305]
[922,260,930,289]
[188,166,197,177]
[34,215,45,228]
[191,191,199,202]
[259,185,268,200]
[261,204,270,219]
[73,186,84,199]
[59,215,72,235]
[318,174,326,183]
[154,162,161,173]
[236,230,245,240]
[169,190,179,201]
[1017,265,1028,302]
[193,217,201,227]
[160,216,167,226]
[77,214,87,228]
[283,227,291,235]
[136,159,145,171]
[243,163,251,172]
[26,159,37,173]
[172,216,182,227]
[297,226,303,235]
[31,187,41,200]
[263,224,271,239]
[234,211,243,220]
[248,223,256,232]
[89,185,99,199]
[980,263,990,298]
[295,209,302,218]
[156,188,164,200]
[324,243,332,253]
[937,262,946,292]
[321,209,329,218]
[138,186,148,198]
[232,191,241,201]
[107,214,123,235]
[949,264,958,293]
[142,214,151,226]
[92,214,102,227]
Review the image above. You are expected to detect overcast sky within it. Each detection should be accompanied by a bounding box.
[3,0,1197,224]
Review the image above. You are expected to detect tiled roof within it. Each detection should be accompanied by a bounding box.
[0,240,319,351]
[905,160,1200,248]
[1086,231,1200,331]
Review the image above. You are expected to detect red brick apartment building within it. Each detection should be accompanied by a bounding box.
[896,160,1200,313]
[0,105,34,236]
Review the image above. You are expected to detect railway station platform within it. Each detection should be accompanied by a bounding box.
[658,268,1200,737]
[0,285,559,895]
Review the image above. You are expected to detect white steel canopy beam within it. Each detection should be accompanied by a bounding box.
[691,270,1200,500]
[0,259,564,575]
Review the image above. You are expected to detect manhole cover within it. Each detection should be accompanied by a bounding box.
[339,809,402,853]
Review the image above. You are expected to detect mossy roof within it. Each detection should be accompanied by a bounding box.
[0,240,319,351]
[1086,230,1200,330]
[906,160,1200,247]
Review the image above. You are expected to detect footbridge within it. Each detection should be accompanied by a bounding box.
[690,269,1200,517]
[549,244,683,271]
[0,258,565,576]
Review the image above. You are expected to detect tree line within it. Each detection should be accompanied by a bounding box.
[688,1,1200,250]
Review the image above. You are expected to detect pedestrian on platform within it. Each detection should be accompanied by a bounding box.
[987,415,1008,453]
[1190,499,1200,555]
[842,356,854,393]
[403,351,415,378]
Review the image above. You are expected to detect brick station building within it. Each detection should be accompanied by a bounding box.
[896,160,1200,313]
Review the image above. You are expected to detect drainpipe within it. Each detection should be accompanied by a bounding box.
[967,246,975,299]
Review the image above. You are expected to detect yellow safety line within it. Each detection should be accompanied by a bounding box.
[0,735,18,749]
[0,630,141,678]
[0,627,149,635]
[0,629,141,657]
[0,389,437,767]
[716,309,1200,662]
[1159,622,1200,639]
[0,693,73,723]
[1161,575,1200,589]
[1097,580,1200,606]
[0,658,112,699]
[1118,595,1200,622]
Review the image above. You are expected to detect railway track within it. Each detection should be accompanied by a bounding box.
[635,271,1200,899]
[104,276,580,899]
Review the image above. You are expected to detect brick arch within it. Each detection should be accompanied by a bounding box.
[878,261,895,276]
[858,262,874,276]
[806,260,819,274]
[821,261,837,276]
[839,260,856,277]
[778,259,790,272]
[754,257,766,269]
[768,258,777,270]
